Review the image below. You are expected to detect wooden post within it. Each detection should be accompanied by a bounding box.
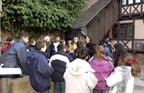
[0,0,2,56]
[0,0,2,12]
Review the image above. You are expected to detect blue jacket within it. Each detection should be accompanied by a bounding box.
[0,40,27,74]
[27,51,53,92]
[104,46,112,58]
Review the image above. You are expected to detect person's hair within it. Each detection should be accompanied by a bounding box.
[44,35,50,42]
[90,44,97,55]
[77,41,85,48]
[113,43,127,67]
[6,37,13,42]
[35,40,46,51]
[118,54,140,77]
[57,43,65,52]
[29,39,35,46]
[118,54,132,66]
[72,36,78,44]
[131,62,140,77]
[85,36,91,43]
[74,47,88,60]
[95,45,104,59]
[18,31,29,39]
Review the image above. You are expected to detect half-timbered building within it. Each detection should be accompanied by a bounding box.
[69,0,144,51]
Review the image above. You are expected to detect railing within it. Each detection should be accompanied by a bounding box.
[0,68,22,75]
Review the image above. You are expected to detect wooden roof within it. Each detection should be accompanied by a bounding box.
[72,0,111,29]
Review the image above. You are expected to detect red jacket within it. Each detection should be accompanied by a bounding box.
[1,43,11,53]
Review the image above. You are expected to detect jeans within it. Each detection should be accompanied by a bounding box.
[54,82,65,93]
[38,90,49,93]
[93,89,109,93]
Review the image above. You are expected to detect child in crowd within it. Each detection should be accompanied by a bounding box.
[64,47,97,93]
[27,40,53,93]
[106,48,140,93]
[106,54,140,93]
[89,45,114,93]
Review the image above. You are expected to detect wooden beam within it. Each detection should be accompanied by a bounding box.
[0,0,2,12]
[132,20,135,50]
[119,0,144,20]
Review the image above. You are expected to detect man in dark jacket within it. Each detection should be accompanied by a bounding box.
[27,40,53,93]
[0,32,29,74]
[49,43,73,93]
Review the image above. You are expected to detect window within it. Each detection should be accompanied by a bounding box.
[128,0,133,4]
[112,23,134,39]
[122,0,142,5]
[119,23,133,39]
[135,0,141,3]
[122,0,127,5]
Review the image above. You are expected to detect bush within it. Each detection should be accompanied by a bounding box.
[2,0,86,32]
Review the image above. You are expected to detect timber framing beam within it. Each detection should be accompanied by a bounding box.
[119,0,144,20]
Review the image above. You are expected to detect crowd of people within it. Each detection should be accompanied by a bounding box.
[0,31,140,93]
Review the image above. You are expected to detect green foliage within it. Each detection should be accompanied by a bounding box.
[2,0,86,32]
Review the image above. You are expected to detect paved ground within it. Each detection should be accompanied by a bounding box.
[133,63,144,93]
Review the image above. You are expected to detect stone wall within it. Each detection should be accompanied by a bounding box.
[0,76,54,93]
[0,76,36,93]
[1,30,65,43]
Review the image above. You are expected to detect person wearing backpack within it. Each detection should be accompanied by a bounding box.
[27,40,53,93]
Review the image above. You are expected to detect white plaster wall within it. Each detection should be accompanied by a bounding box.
[135,20,144,39]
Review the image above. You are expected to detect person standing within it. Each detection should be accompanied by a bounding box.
[106,54,140,93]
[53,36,61,53]
[44,35,53,59]
[0,31,29,74]
[85,36,94,57]
[27,40,53,93]
[66,40,73,53]
[64,47,97,93]
[103,43,112,59]
[113,43,128,67]
[89,45,114,93]
[71,37,79,52]
[49,43,72,93]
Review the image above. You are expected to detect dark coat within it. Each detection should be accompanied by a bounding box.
[49,51,72,82]
[0,40,27,73]
[27,51,53,92]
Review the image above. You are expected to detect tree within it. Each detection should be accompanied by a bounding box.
[2,0,86,32]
